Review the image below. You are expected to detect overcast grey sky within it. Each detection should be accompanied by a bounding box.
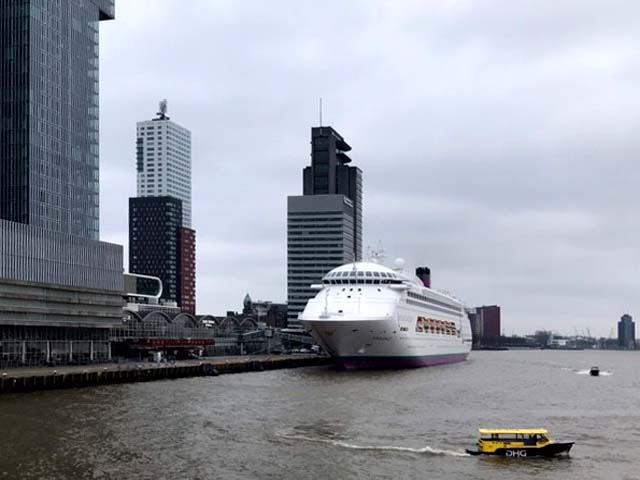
[98,0,640,337]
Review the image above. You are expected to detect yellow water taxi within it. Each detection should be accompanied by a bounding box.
[466,429,574,457]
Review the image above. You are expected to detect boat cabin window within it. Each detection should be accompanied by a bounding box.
[481,433,546,443]
[319,270,406,286]
[321,270,401,285]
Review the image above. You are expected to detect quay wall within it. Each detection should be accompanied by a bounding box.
[0,355,331,394]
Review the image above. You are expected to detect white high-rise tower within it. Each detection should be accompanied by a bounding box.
[136,100,193,227]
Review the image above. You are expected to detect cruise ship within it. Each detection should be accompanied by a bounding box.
[299,259,472,369]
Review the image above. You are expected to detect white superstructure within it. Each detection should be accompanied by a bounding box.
[299,260,472,369]
[136,101,192,227]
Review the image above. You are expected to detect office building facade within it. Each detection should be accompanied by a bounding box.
[136,103,193,228]
[287,126,362,326]
[129,197,182,305]
[0,1,124,367]
[468,305,501,343]
[618,314,636,349]
[178,227,196,314]
[1,0,116,239]
[303,127,362,259]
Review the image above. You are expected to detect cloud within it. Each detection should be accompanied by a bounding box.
[99,0,640,336]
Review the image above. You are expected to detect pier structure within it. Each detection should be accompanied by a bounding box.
[0,355,331,394]
[0,307,315,368]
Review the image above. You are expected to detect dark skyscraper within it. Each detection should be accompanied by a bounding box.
[1,0,116,239]
[129,197,183,305]
[287,126,363,327]
[618,314,635,349]
[303,127,363,259]
[0,1,123,367]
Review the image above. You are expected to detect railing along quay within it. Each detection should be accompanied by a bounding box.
[0,354,332,394]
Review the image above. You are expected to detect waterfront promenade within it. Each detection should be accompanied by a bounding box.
[0,354,331,394]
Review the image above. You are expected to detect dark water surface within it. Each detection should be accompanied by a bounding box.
[1,350,639,480]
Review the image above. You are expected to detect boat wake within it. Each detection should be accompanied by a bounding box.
[276,431,470,457]
[575,369,612,376]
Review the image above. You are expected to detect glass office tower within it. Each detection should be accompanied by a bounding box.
[303,127,363,259]
[0,1,123,368]
[0,0,115,239]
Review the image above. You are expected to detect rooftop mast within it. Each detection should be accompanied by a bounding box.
[156,99,170,120]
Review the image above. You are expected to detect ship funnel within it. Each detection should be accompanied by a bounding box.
[416,267,431,288]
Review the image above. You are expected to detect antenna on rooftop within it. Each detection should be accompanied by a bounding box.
[156,99,169,120]
[319,97,323,127]
[368,245,386,264]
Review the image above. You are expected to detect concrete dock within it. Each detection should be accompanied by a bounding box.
[0,354,332,394]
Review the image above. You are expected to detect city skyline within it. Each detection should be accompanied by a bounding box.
[98,1,640,337]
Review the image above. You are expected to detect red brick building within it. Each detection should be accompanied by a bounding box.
[178,227,196,314]
[469,305,501,341]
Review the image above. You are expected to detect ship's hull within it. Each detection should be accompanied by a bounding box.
[336,353,468,370]
[301,317,471,371]
[466,442,574,457]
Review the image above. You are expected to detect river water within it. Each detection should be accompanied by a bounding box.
[0,350,638,480]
